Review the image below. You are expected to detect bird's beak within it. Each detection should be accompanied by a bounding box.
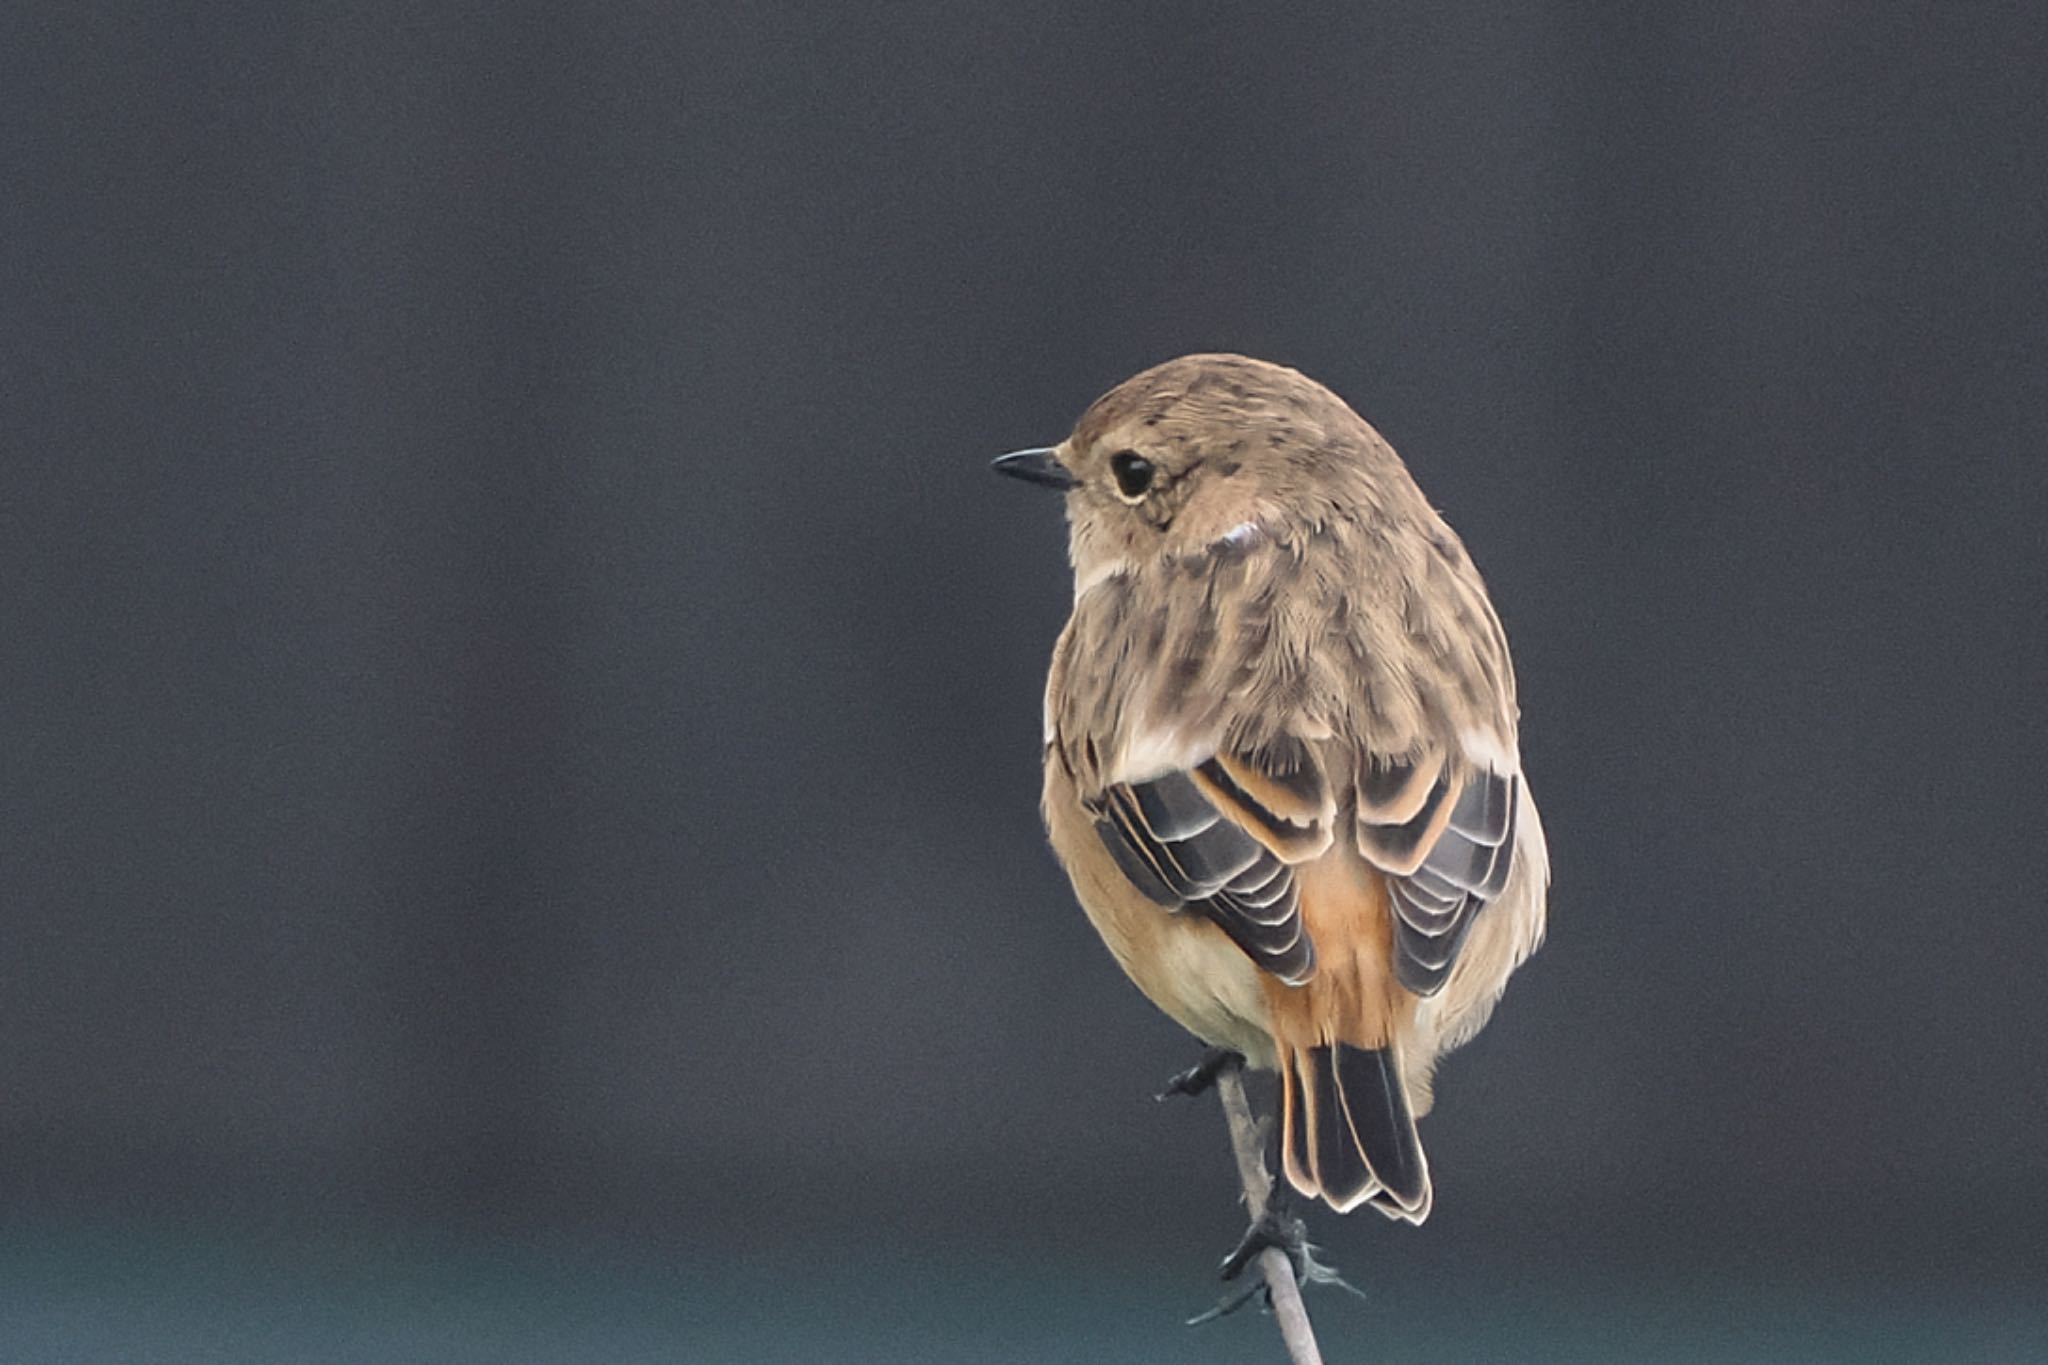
[990,446,1077,492]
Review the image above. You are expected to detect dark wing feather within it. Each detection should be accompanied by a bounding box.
[1357,758,1519,996]
[1090,747,1332,986]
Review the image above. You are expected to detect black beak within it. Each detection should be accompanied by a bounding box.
[990,446,1077,492]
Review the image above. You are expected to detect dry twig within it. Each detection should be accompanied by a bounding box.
[1212,1066,1325,1365]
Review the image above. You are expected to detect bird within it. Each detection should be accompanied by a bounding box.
[993,353,1548,1228]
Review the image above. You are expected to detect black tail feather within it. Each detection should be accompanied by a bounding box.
[1333,1044,1428,1212]
[1312,1046,1376,1208]
[1280,1043,1432,1221]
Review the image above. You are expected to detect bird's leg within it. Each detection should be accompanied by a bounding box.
[1155,1046,1242,1101]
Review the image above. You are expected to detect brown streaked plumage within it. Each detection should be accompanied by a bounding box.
[1001,353,1549,1222]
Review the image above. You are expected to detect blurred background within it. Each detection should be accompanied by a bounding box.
[5,4,2045,1360]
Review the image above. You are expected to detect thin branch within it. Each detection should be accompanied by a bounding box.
[1215,1066,1325,1365]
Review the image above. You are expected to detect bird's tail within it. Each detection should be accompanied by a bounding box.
[1278,1043,1432,1222]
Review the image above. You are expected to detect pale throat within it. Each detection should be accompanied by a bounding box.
[1071,517,1268,600]
[1071,553,1134,601]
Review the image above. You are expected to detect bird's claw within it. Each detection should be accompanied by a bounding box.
[1217,1201,1310,1282]
[1185,1278,1268,1326]
[1188,1204,1314,1326]
[1154,1046,1242,1102]
[1189,1191,1365,1326]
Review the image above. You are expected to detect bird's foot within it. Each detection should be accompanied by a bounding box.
[1217,1196,1310,1283]
[1189,1188,1363,1326]
[1154,1046,1242,1102]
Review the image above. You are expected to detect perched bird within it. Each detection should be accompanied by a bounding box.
[995,354,1548,1224]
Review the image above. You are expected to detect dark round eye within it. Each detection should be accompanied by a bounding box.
[1109,451,1155,499]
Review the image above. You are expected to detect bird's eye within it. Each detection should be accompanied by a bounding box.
[1109,451,1155,500]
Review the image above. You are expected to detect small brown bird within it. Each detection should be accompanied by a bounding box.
[996,354,1548,1224]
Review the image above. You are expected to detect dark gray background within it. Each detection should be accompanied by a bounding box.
[5,4,2045,1360]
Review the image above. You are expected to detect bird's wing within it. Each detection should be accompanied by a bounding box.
[1354,746,1520,996]
[1086,734,1335,986]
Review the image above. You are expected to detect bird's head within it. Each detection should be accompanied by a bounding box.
[993,353,1399,592]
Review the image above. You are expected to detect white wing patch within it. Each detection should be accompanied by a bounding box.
[1457,726,1519,779]
[1214,519,1266,550]
[1112,723,1213,788]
